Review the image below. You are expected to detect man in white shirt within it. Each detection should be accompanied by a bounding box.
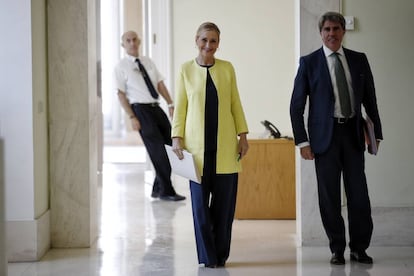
[114,31,185,201]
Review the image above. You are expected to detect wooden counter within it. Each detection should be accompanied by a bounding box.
[235,139,295,219]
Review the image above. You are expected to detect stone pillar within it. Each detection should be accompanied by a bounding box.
[0,138,6,275]
[296,0,340,246]
[48,0,99,247]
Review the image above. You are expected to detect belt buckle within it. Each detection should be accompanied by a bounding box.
[337,117,348,124]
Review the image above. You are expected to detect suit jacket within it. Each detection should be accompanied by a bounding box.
[290,47,383,154]
[172,59,249,175]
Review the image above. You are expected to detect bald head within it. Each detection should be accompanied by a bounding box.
[121,31,141,57]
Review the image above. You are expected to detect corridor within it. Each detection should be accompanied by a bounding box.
[7,146,414,275]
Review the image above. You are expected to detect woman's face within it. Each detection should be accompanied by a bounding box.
[196,29,220,59]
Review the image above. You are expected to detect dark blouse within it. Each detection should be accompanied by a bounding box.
[203,66,218,152]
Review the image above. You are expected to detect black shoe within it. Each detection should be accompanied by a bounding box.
[205,264,217,268]
[330,252,345,265]
[217,258,226,267]
[350,251,373,264]
[151,191,159,198]
[159,194,186,201]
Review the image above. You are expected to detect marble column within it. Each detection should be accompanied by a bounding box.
[48,0,99,247]
[296,0,341,246]
[0,139,6,275]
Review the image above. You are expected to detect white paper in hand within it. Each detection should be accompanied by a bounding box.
[165,145,201,183]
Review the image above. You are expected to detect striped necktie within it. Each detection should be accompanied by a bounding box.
[332,52,351,117]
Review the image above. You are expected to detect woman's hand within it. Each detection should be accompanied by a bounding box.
[172,137,184,160]
[237,133,249,160]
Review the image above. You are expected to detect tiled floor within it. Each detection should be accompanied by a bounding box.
[8,146,414,276]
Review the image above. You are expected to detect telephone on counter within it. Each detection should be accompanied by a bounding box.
[260,120,293,140]
[261,120,281,138]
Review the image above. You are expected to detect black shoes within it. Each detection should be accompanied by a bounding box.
[159,193,186,201]
[204,262,225,269]
[350,251,373,264]
[330,252,345,265]
[330,251,373,265]
[151,190,186,201]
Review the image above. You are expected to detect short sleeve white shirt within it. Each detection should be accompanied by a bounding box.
[114,54,164,104]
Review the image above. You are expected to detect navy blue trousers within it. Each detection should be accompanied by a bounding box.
[315,120,373,254]
[131,103,176,196]
[189,151,238,266]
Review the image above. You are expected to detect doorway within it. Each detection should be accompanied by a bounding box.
[100,0,171,164]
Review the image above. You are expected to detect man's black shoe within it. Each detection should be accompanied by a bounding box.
[330,252,345,265]
[151,191,159,198]
[160,194,186,201]
[350,251,373,264]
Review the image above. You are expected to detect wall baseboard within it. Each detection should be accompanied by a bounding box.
[301,207,414,247]
[7,210,50,262]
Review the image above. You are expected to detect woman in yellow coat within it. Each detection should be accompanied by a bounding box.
[171,22,249,268]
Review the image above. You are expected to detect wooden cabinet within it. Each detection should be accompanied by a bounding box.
[235,139,296,219]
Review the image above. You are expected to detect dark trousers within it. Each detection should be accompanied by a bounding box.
[314,120,373,254]
[189,151,238,266]
[131,104,175,196]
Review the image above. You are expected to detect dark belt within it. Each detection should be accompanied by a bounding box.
[131,102,159,108]
[334,117,353,124]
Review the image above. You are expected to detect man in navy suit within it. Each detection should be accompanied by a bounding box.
[290,12,383,265]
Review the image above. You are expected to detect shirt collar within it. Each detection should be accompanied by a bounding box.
[126,53,139,62]
[323,45,345,57]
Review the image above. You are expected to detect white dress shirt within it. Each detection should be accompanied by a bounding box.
[114,54,164,104]
[323,45,355,118]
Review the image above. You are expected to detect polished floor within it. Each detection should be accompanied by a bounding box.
[8,146,414,276]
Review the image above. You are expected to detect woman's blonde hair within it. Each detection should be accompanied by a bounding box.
[195,22,221,40]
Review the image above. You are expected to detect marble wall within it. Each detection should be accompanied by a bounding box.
[296,0,341,247]
[48,0,99,247]
[0,139,6,274]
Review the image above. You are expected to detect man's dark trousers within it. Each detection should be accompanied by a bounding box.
[314,119,373,254]
[131,103,176,196]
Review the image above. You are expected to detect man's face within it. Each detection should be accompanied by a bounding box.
[320,20,345,52]
[122,31,140,56]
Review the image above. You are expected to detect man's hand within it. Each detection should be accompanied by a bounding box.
[300,145,315,160]
[130,117,141,131]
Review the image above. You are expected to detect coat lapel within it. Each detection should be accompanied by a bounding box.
[343,48,362,104]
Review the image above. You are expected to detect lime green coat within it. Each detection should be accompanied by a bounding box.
[172,59,249,176]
